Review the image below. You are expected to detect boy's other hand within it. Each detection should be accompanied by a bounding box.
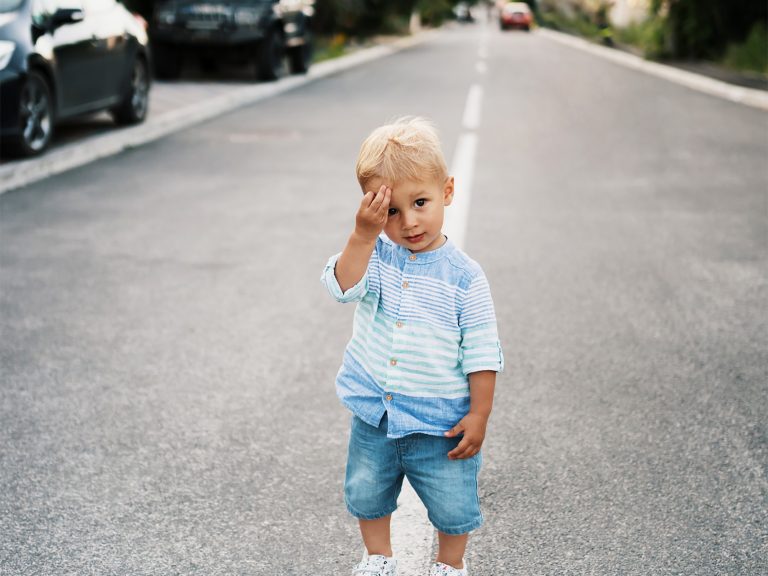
[445,413,488,460]
[354,185,391,242]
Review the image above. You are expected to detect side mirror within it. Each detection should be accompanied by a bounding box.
[50,8,85,28]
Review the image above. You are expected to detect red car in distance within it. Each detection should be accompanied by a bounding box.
[499,2,533,31]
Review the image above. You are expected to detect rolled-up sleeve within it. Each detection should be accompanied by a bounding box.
[321,252,369,303]
[459,272,504,375]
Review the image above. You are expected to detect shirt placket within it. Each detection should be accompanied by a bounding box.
[384,253,418,408]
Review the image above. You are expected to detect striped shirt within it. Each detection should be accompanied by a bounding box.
[321,235,504,438]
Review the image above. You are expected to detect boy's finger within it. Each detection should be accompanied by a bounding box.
[376,188,392,213]
[360,190,374,208]
[448,440,472,459]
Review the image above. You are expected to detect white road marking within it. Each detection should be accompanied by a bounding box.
[462,84,484,130]
[443,132,478,251]
[389,479,435,575]
[476,60,488,74]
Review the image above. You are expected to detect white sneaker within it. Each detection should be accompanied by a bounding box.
[352,554,397,575]
[429,558,468,576]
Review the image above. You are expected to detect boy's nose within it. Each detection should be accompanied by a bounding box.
[402,213,418,230]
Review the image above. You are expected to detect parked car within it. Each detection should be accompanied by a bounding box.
[0,0,151,158]
[150,0,314,81]
[499,2,533,31]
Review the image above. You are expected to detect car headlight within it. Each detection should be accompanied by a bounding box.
[156,9,176,25]
[0,41,15,71]
[234,7,260,25]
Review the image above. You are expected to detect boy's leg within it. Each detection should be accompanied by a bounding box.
[359,514,393,557]
[401,433,483,570]
[345,413,403,558]
[435,531,468,569]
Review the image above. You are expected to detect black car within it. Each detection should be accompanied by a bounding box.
[0,0,151,158]
[150,0,313,81]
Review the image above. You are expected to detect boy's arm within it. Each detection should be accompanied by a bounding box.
[335,185,391,292]
[445,370,496,460]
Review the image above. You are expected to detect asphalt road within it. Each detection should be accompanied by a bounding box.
[1,21,767,575]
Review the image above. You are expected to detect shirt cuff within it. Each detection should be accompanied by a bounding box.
[321,253,369,303]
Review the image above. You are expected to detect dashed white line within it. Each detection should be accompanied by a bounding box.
[443,132,478,251]
[462,84,484,130]
[389,480,435,575]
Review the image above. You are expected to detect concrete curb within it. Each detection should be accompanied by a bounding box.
[537,28,768,112]
[0,30,439,195]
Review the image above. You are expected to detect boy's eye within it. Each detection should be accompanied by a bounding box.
[415,199,426,207]
[388,208,398,216]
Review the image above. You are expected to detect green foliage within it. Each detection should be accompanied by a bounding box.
[312,33,348,62]
[314,0,418,36]
[722,22,768,75]
[539,9,603,40]
[614,16,667,59]
[417,0,453,26]
[651,0,767,60]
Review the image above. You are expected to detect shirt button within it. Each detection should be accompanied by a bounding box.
[385,394,393,401]
[396,321,403,328]
[390,358,397,366]
[402,281,409,289]
[409,255,417,261]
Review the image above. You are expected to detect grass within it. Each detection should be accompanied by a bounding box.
[312,34,349,63]
[721,22,768,75]
[539,10,604,41]
[613,17,666,59]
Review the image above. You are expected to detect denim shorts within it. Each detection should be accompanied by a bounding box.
[344,412,483,535]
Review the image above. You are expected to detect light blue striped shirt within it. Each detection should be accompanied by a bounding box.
[321,235,504,438]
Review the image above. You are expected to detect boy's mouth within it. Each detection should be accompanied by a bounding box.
[404,233,425,243]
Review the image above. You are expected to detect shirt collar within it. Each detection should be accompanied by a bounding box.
[393,235,455,265]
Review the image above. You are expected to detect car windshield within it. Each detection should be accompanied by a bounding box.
[0,0,23,12]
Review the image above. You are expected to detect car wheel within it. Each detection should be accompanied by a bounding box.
[112,56,150,126]
[256,27,285,81]
[287,33,313,74]
[6,71,54,158]
[153,43,182,80]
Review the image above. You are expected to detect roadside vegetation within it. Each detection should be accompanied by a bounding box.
[538,0,767,78]
[311,0,462,62]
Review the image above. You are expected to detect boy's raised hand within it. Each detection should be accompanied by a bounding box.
[354,185,391,242]
[445,413,488,460]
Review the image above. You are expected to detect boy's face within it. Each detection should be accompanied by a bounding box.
[366,176,454,253]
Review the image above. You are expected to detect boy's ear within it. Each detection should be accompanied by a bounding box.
[443,176,455,206]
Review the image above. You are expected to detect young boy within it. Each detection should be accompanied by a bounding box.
[321,117,504,576]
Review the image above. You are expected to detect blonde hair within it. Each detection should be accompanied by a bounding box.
[355,116,448,190]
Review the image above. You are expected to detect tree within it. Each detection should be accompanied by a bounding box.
[652,0,768,59]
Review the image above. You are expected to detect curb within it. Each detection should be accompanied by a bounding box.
[0,30,438,196]
[537,28,768,112]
